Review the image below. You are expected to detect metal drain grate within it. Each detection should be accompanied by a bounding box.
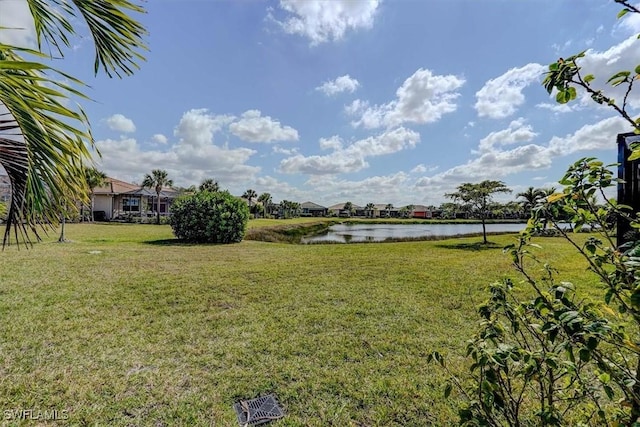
[233,394,284,426]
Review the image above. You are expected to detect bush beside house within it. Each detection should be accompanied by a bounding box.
[169,191,249,243]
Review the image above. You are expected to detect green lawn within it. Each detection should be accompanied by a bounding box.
[0,222,600,426]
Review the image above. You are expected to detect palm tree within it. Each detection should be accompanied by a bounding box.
[199,178,219,193]
[142,170,173,224]
[516,186,544,218]
[385,203,394,218]
[243,189,257,215]
[404,204,415,219]
[539,187,559,229]
[365,202,376,218]
[279,200,292,219]
[343,201,354,217]
[258,192,272,218]
[0,1,146,245]
[291,201,301,218]
[84,168,107,222]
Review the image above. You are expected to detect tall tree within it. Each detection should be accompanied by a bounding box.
[516,186,544,218]
[0,1,147,245]
[257,192,272,218]
[385,203,394,218]
[446,180,512,244]
[242,189,257,215]
[365,202,376,218]
[142,169,173,224]
[404,204,415,219]
[84,167,107,222]
[343,201,354,217]
[199,178,219,193]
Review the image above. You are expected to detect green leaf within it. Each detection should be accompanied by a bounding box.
[584,74,595,83]
[444,381,452,398]
[635,65,640,75]
[607,70,631,84]
[631,288,640,308]
[629,149,640,161]
[618,8,630,19]
[604,384,614,399]
[556,90,569,104]
[579,348,591,362]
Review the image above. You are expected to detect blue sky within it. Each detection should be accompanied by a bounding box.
[2,0,640,206]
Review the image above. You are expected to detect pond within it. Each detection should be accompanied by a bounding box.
[301,222,527,244]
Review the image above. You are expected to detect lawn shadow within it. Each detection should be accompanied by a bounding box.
[143,238,237,246]
[434,241,503,251]
[143,238,199,246]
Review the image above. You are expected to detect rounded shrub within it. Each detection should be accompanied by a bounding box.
[169,190,249,243]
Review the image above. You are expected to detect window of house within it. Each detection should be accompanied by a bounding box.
[123,198,140,212]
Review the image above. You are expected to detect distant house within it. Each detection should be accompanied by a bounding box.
[411,205,432,219]
[300,201,327,217]
[93,177,178,221]
[328,202,363,217]
[373,203,400,218]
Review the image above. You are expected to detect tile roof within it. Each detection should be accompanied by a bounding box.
[300,201,326,210]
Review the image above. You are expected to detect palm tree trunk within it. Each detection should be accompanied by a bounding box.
[156,193,161,224]
[90,192,95,222]
[58,204,66,242]
[482,217,487,244]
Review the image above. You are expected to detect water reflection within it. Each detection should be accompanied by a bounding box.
[301,223,526,244]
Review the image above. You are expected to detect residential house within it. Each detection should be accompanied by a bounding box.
[300,201,327,217]
[328,202,364,217]
[93,177,178,221]
[374,203,399,218]
[410,205,432,219]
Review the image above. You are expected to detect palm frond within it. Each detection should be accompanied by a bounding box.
[0,46,91,246]
[26,0,147,77]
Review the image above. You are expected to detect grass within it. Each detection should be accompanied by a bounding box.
[0,221,602,426]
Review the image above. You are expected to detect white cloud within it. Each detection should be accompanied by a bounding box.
[547,116,628,155]
[152,134,168,144]
[229,110,299,143]
[318,135,343,151]
[617,8,640,34]
[280,127,419,175]
[415,116,629,202]
[477,118,537,153]
[348,68,465,129]
[410,164,427,174]
[475,63,546,119]
[304,171,418,206]
[273,0,380,45]
[576,35,640,109]
[105,114,136,133]
[0,0,35,47]
[255,175,310,201]
[536,103,575,113]
[173,109,235,146]
[96,109,260,190]
[316,74,360,96]
[272,145,299,155]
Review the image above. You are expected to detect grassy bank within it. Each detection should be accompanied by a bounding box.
[0,222,600,426]
[245,219,340,243]
[245,218,525,244]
